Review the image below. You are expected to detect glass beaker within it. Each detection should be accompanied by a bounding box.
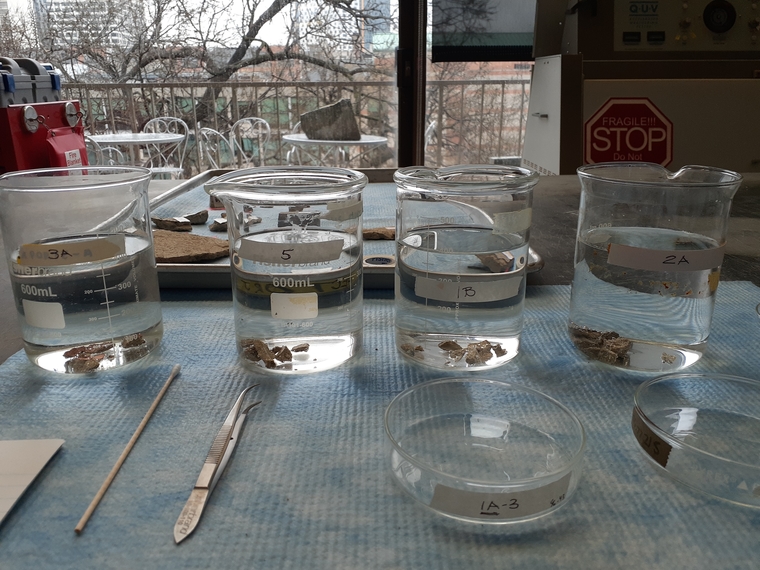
[206,167,367,374]
[0,166,163,373]
[394,165,538,370]
[568,162,742,372]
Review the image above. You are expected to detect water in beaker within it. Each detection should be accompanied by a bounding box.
[394,165,538,370]
[207,167,366,374]
[568,162,741,372]
[0,167,163,373]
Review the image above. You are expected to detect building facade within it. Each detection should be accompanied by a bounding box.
[31,0,135,48]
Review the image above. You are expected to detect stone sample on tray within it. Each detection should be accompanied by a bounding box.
[153,229,229,263]
[209,218,228,232]
[151,216,192,232]
[300,99,361,140]
[184,210,209,224]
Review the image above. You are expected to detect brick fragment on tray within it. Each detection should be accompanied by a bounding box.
[152,229,229,263]
[363,227,395,240]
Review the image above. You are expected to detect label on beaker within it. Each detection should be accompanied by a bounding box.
[607,243,725,273]
[493,208,532,234]
[430,472,572,520]
[17,235,126,266]
[271,292,318,319]
[631,409,672,468]
[22,299,65,329]
[239,237,343,265]
[414,274,522,303]
[321,199,363,222]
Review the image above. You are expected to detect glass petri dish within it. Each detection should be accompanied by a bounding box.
[632,373,760,508]
[384,378,586,524]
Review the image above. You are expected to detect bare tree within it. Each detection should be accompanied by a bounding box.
[25,0,393,84]
[427,58,528,165]
[0,8,41,60]
[20,0,396,144]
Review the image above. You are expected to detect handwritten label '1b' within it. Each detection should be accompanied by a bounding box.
[415,275,522,303]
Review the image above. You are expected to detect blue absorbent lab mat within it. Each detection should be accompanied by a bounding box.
[1,283,759,569]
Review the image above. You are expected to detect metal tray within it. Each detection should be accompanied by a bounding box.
[149,170,543,289]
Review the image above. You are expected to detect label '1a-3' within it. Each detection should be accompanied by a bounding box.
[429,472,572,520]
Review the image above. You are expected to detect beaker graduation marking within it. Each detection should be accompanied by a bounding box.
[97,265,117,345]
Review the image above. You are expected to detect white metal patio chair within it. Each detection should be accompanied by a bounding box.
[424,120,438,147]
[85,135,127,166]
[197,126,232,170]
[100,146,128,166]
[229,117,270,168]
[84,135,103,165]
[141,116,189,178]
[285,122,303,165]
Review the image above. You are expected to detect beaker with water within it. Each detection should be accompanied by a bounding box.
[394,165,538,370]
[568,162,741,372]
[0,166,163,373]
[206,167,366,374]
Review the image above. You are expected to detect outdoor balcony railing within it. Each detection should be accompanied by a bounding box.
[63,78,531,174]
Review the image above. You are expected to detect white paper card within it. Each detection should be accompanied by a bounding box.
[23,299,66,329]
[271,292,318,319]
[493,208,532,234]
[0,439,64,524]
[322,200,363,222]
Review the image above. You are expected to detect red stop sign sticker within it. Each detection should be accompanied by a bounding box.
[584,98,673,166]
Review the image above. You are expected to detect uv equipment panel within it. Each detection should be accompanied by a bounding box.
[523,0,760,174]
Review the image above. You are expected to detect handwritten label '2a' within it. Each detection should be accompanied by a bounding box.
[607,244,725,273]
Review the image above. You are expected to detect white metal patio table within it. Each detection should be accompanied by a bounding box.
[89,132,186,166]
[282,133,387,167]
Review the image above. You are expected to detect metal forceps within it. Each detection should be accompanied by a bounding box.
[174,385,261,544]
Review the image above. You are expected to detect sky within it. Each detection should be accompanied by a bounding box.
[5,0,293,45]
[6,0,401,52]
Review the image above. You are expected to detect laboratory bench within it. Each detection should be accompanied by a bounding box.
[0,173,759,569]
